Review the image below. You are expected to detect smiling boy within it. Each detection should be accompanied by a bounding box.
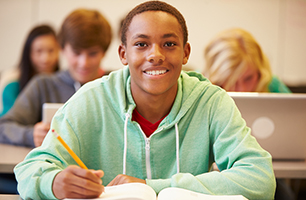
[15,1,275,200]
[119,7,190,126]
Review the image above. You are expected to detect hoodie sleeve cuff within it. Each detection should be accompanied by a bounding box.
[40,169,62,199]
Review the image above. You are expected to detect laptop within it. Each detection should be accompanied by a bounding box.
[42,103,64,124]
[228,92,306,161]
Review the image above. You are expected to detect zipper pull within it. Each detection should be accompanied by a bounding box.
[145,138,150,150]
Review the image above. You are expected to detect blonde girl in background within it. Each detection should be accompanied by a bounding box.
[203,28,291,93]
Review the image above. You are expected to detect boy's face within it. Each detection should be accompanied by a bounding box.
[62,43,105,84]
[119,11,190,97]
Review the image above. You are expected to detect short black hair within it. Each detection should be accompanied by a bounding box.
[121,1,188,46]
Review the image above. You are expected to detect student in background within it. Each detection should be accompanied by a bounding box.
[0,8,112,148]
[203,28,291,93]
[0,25,60,117]
[203,28,293,200]
[0,24,59,195]
[15,1,275,199]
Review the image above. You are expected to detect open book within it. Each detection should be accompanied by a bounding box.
[65,182,248,200]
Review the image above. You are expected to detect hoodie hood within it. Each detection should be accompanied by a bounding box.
[100,66,212,128]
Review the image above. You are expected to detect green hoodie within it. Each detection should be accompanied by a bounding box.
[14,66,276,199]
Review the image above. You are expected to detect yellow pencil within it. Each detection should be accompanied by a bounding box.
[52,129,88,170]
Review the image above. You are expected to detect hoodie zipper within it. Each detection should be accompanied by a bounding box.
[145,137,152,179]
[137,124,163,179]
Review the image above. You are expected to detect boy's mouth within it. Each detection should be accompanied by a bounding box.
[144,70,168,76]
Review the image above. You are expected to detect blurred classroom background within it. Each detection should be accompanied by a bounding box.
[0,0,305,91]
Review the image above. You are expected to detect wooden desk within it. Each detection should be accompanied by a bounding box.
[213,161,306,179]
[0,144,32,173]
[0,195,21,200]
[273,160,306,179]
[0,194,22,200]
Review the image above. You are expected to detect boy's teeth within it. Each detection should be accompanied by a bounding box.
[145,70,167,75]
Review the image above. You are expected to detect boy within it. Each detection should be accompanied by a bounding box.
[0,8,112,147]
[15,1,276,199]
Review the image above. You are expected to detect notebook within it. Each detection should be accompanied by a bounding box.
[65,182,248,200]
[228,92,306,160]
[42,103,64,124]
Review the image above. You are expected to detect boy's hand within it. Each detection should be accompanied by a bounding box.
[33,122,50,147]
[107,174,146,186]
[52,165,104,199]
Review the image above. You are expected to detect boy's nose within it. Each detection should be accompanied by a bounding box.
[147,44,165,64]
[78,55,90,68]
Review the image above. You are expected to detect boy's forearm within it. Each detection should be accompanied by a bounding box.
[15,160,62,199]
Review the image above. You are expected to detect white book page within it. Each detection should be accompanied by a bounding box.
[157,187,248,200]
[65,183,156,200]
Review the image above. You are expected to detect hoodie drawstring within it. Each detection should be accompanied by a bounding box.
[123,113,130,175]
[122,113,180,175]
[175,123,180,174]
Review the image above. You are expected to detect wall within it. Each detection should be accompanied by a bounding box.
[0,0,305,85]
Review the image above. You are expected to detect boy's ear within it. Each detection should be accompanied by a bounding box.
[183,42,191,65]
[118,44,128,65]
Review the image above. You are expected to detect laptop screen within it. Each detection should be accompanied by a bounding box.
[228,92,306,161]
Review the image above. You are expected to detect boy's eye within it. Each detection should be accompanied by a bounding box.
[135,42,147,47]
[89,51,98,57]
[164,42,175,47]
